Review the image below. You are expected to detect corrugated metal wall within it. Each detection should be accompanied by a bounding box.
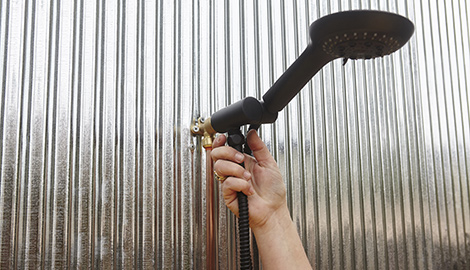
[0,0,469,269]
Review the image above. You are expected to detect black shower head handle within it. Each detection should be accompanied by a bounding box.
[261,44,331,115]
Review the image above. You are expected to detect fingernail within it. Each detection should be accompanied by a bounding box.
[243,171,251,180]
[248,187,255,196]
[235,153,244,162]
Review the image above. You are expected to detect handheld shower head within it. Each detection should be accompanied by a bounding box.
[262,10,414,114]
[198,11,414,270]
[208,10,414,133]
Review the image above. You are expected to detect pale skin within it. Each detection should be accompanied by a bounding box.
[211,130,312,270]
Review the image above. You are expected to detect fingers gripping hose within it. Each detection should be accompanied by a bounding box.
[227,129,252,270]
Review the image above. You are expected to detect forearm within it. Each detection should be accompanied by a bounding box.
[252,207,312,270]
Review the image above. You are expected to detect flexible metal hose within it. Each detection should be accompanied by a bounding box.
[227,130,253,270]
[238,192,252,270]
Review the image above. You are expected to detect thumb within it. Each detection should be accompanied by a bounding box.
[246,130,277,167]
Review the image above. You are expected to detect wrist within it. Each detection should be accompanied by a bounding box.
[252,206,293,238]
[250,206,312,269]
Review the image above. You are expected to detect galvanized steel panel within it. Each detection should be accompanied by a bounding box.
[0,0,469,269]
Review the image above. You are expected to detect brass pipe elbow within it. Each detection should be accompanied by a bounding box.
[191,117,217,149]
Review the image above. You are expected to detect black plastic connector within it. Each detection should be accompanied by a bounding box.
[211,97,277,133]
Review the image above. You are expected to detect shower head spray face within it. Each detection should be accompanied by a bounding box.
[310,10,415,60]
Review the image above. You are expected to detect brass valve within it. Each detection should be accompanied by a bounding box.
[191,117,217,149]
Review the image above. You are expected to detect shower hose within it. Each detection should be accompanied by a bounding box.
[227,129,253,270]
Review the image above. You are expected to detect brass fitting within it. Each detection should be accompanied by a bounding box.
[191,117,217,149]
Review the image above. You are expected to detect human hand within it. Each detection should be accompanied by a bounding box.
[211,130,288,230]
